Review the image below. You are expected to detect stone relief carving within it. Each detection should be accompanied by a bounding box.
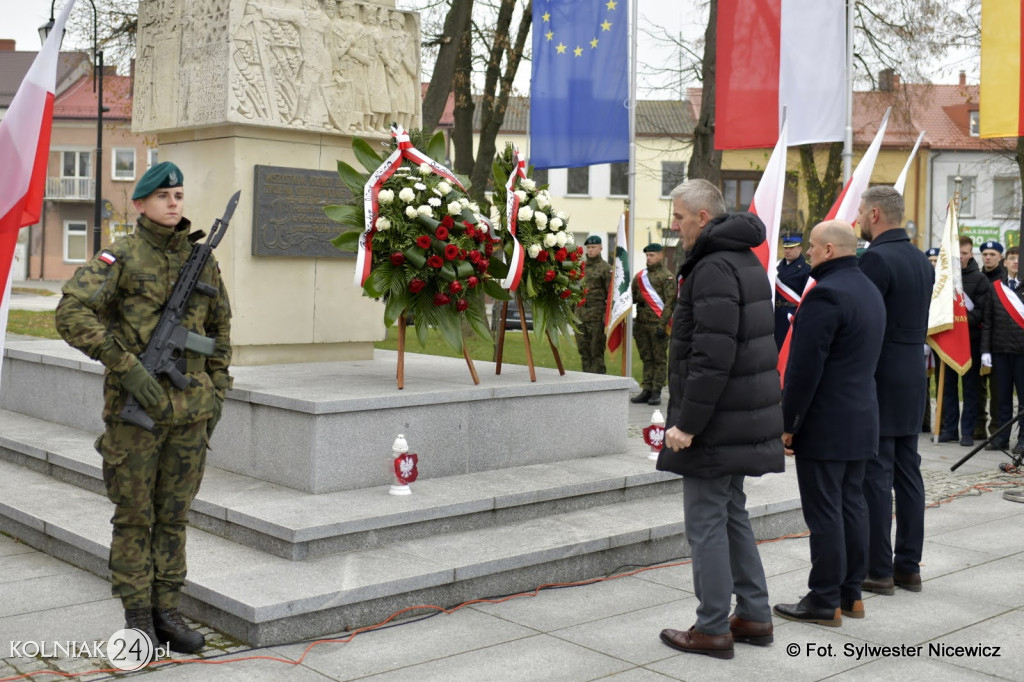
[134,0,421,136]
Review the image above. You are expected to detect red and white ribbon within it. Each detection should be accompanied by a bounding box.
[994,280,1024,330]
[638,269,666,317]
[775,279,801,306]
[355,125,465,287]
[499,146,528,290]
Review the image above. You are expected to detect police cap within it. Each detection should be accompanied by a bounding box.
[132,161,184,200]
[925,247,940,257]
[781,233,802,247]
[981,240,1004,254]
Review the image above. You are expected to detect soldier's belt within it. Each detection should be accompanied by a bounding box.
[775,300,797,309]
[175,356,206,374]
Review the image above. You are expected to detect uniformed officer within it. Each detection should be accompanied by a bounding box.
[977,240,1006,439]
[55,162,232,655]
[630,243,676,405]
[925,247,939,267]
[577,235,612,373]
[775,232,810,349]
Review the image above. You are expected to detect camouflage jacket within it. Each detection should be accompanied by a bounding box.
[56,216,233,426]
[631,262,677,328]
[580,256,612,320]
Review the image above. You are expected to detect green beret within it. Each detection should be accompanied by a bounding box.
[132,161,184,200]
[643,243,663,253]
[584,235,602,245]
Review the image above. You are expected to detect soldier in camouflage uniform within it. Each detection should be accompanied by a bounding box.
[630,243,676,405]
[55,162,232,655]
[577,235,613,373]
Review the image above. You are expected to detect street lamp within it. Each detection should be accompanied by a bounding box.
[40,0,106,258]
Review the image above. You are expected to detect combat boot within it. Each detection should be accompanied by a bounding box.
[648,391,662,406]
[153,608,206,654]
[631,390,652,404]
[123,608,159,653]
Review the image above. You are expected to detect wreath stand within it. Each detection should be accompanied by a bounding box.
[493,297,566,382]
[395,314,479,390]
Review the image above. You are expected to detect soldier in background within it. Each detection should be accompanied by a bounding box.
[631,243,676,405]
[774,232,810,349]
[55,162,232,655]
[577,235,612,373]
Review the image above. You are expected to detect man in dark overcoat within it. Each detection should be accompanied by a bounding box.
[856,186,934,596]
[775,220,885,626]
[774,232,810,348]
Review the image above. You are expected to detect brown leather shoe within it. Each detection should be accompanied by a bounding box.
[660,626,735,659]
[862,575,895,595]
[893,570,922,592]
[729,614,773,645]
[840,599,865,619]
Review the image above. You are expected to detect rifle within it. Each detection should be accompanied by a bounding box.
[120,190,241,431]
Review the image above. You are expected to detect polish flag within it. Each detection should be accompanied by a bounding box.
[824,108,891,226]
[748,120,789,298]
[0,0,75,386]
[927,200,972,374]
[716,0,846,149]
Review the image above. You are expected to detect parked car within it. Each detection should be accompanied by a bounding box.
[490,298,534,331]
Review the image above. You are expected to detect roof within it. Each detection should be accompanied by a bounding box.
[0,51,90,108]
[53,72,133,120]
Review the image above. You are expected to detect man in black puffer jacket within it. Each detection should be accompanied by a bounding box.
[657,179,785,661]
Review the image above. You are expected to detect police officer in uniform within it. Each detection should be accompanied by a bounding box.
[577,235,612,373]
[630,243,676,405]
[55,162,232,655]
[775,232,810,348]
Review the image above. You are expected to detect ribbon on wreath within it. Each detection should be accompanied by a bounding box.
[355,124,465,287]
[499,146,528,290]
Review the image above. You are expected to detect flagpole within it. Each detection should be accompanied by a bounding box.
[625,0,638,381]
[843,0,854,182]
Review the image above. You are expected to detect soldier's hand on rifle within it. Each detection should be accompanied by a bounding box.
[121,361,166,409]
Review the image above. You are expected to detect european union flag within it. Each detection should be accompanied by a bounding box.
[529,0,629,170]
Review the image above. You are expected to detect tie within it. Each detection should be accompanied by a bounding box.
[1011,279,1019,291]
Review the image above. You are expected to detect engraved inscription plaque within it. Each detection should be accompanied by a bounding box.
[252,165,354,258]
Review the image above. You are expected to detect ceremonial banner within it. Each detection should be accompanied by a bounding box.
[748,120,789,296]
[980,0,1024,137]
[825,109,891,226]
[716,0,846,149]
[606,214,631,351]
[927,201,972,374]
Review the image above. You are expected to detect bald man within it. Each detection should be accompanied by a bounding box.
[775,221,886,626]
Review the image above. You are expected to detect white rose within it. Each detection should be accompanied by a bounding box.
[399,187,416,203]
[534,212,548,227]
[428,197,442,207]
[556,211,567,221]
[514,190,528,203]
[375,216,391,231]
[535,194,550,210]
[555,231,567,247]
[518,206,534,222]
[550,217,564,231]
[527,243,542,258]
[566,232,576,246]
[521,178,536,191]
[469,202,480,213]
[414,182,427,191]
[448,203,463,216]
[437,181,453,195]
[419,163,432,175]
[417,205,433,217]
[405,206,418,219]
[378,189,395,204]
[543,233,557,248]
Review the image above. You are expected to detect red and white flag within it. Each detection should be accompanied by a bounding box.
[748,119,789,297]
[0,0,76,387]
[825,108,891,226]
[927,200,972,374]
[716,0,846,149]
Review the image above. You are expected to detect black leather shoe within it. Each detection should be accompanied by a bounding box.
[1014,441,1024,455]
[124,608,159,656]
[648,394,661,406]
[153,609,206,654]
[893,570,922,593]
[985,442,1009,451]
[959,436,974,447]
[630,390,652,404]
[862,575,895,595]
[937,433,958,443]
[773,595,841,626]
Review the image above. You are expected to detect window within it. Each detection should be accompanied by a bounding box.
[147,148,159,168]
[948,175,976,217]
[721,171,759,212]
[994,176,1019,218]
[64,221,88,263]
[661,161,687,197]
[969,111,980,137]
[62,151,91,179]
[567,166,590,195]
[113,148,136,181]
[609,162,628,196]
[532,168,548,187]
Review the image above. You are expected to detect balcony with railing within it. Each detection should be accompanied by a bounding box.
[46,177,95,201]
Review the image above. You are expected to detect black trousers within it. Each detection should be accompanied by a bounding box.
[864,435,925,577]
[991,353,1024,446]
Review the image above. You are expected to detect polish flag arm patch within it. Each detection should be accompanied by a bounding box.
[98,251,116,265]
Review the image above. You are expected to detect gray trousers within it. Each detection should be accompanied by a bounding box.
[683,474,771,634]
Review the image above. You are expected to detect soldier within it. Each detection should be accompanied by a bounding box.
[630,243,676,405]
[775,232,810,349]
[55,162,232,655]
[576,235,612,373]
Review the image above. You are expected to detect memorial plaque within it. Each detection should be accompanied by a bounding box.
[252,165,355,258]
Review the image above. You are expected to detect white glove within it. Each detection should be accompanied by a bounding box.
[982,353,992,368]
[923,344,930,358]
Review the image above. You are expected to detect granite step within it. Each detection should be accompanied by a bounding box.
[0,408,687,560]
[0,455,804,647]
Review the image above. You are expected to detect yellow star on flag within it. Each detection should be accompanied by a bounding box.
[542,12,551,22]
[546,30,554,41]
[574,45,583,57]
[601,20,612,31]
[606,0,617,9]
[590,38,599,48]
[556,42,567,54]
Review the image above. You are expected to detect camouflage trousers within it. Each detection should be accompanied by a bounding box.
[634,324,669,391]
[576,317,607,374]
[96,420,208,610]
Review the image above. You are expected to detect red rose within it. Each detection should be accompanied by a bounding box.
[544,270,557,282]
[537,250,549,262]
[435,226,449,240]
[463,220,474,230]
[467,276,479,288]
[578,298,587,307]
[444,244,459,260]
[469,249,482,263]
[465,225,477,240]
[458,248,468,260]
[455,299,469,312]
[427,255,444,268]
[555,248,568,262]
[559,290,572,299]
[570,251,580,262]
[416,235,432,249]
[576,246,584,256]
[433,293,451,306]
[441,215,455,229]
[390,252,405,266]
[449,281,463,294]
[409,278,426,293]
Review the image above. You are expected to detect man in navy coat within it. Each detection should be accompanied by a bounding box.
[775,220,885,626]
[856,186,935,595]
[775,232,811,348]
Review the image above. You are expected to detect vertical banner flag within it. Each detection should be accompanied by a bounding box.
[606,214,631,352]
[716,0,846,149]
[979,0,1024,138]
[825,108,891,225]
[748,120,789,297]
[530,0,628,169]
[927,201,972,374]
[893,131,926,195]
[0,0,77,387]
